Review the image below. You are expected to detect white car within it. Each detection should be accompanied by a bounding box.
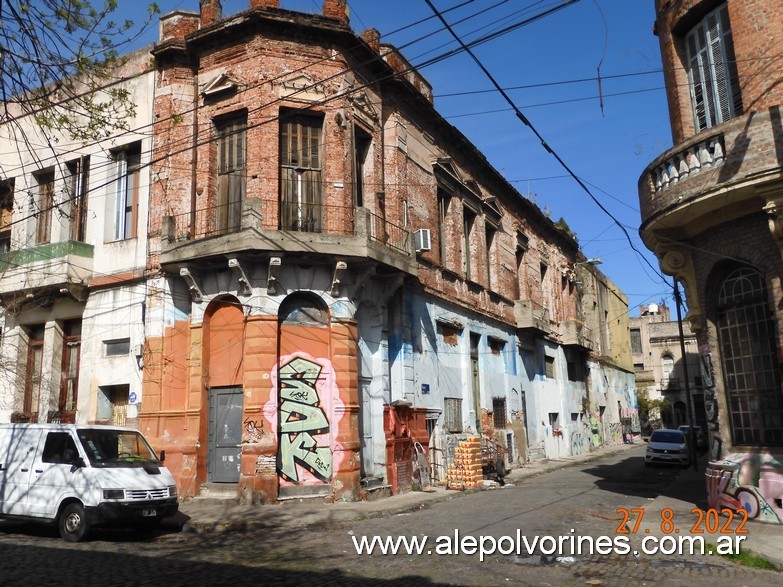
[645,429,689,467]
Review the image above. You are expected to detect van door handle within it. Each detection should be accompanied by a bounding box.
[21,468,29,472]
[35,469,43,474]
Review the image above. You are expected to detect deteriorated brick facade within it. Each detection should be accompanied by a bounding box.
[138,1,633,502]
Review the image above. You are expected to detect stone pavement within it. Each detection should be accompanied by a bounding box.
[166,441,639,534]
[165,441,783,569]
[638,454,783,569]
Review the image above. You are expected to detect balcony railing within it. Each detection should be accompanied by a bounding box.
[368,210,410,253]
[168,199,356,241]
[650,134,725,193]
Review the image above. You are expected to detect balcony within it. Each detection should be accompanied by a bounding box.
[160,198,416,275]
[0,240,93,297]
[559,318,594,351]
[639,107,783,241]
[513,299,550,335]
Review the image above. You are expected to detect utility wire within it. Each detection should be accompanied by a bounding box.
[423,0,668,288]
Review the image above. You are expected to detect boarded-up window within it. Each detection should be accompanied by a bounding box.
[630,328,643,354]
[34,170,54,244]
[280,114,322,232]
[66,156,90,242]
[59,320,81,416]
[24,325,45,415]
[444,398,462,433]
[216,116,247,234]
[0,178,13,252]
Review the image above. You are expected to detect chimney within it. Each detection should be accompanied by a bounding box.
[250,0,279,7]
[199,0,222,27]
[159,11,200,43]
[362,28,381,53]
[322,0,350,24]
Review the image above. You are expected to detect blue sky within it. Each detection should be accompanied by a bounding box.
[127,0,674,316]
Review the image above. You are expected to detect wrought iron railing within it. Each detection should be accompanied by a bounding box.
[368,210,410,253]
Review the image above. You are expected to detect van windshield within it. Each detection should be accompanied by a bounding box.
[76,429,160,467]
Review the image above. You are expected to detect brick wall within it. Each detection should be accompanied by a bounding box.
[655,0,783,145]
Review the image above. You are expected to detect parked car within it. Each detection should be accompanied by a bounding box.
[0,424,178,542]
[678,425,707,449]
[645,429,689,467]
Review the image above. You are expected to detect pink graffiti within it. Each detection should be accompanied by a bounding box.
[264,352,345,485]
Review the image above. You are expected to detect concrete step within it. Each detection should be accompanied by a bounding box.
[196,482,239,501]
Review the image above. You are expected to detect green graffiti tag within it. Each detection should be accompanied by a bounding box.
[277,356,332,482]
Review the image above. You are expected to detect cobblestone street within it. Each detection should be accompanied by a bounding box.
[0,448,780,586]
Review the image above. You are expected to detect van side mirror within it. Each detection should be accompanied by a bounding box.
[159,450,166,464]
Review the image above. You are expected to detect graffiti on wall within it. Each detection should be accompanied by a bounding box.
[264,354,344,485]
[278,356,332,482]
[589,416,601,447]
[700,349,722,460]
[607,422,623,446]
[707,453,783,524]
[621,407,641,434]
[570,431,588,456]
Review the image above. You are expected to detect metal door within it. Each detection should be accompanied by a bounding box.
[208,387,243,483]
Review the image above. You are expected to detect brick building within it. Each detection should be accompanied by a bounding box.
[0,0,637,504]
[640,0,783,522]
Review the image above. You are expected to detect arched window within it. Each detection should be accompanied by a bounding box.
[279,293,328,326]
[716,266,783,446]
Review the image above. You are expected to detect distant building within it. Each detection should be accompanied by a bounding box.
[630,304,702,431]
[640,0,783,522]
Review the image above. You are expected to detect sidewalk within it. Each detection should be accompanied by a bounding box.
[637,455,783,569]
[167,441,641,534]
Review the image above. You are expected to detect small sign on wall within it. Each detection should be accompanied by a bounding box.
[421,384,430,395]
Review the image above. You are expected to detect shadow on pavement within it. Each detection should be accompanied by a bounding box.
[0,540,452,586]
[580,449,710,508]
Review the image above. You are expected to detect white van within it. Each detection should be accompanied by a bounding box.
[0,424,178,541]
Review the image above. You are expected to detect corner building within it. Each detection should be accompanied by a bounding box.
[140,0,636,503]
[640,0,783,522]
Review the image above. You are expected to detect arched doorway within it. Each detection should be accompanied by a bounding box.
[204,297,244,484]
[276,293,339,497]
[715,265,783,446]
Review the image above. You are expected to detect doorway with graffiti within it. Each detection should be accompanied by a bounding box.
[276,293,340,498]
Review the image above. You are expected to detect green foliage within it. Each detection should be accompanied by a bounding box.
[1,0,160,143]
[554,217,577,242]
[706,543,777,570]
[637,389,670,430]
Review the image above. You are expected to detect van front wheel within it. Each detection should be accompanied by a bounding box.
[59,503,89,542]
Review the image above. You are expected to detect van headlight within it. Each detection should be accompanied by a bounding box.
[103,489,125,500]
[168,485,178,498]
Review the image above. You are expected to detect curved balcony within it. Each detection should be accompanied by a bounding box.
[639,106,783,243]
[159,197,416,276]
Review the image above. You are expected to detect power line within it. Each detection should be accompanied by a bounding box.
[423,0,668,292]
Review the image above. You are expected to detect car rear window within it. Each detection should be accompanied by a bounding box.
[651,431,685,443]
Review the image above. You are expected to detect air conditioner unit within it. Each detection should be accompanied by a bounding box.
[414,228,431,252]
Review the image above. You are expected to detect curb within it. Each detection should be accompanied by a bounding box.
[173,443,641,535]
